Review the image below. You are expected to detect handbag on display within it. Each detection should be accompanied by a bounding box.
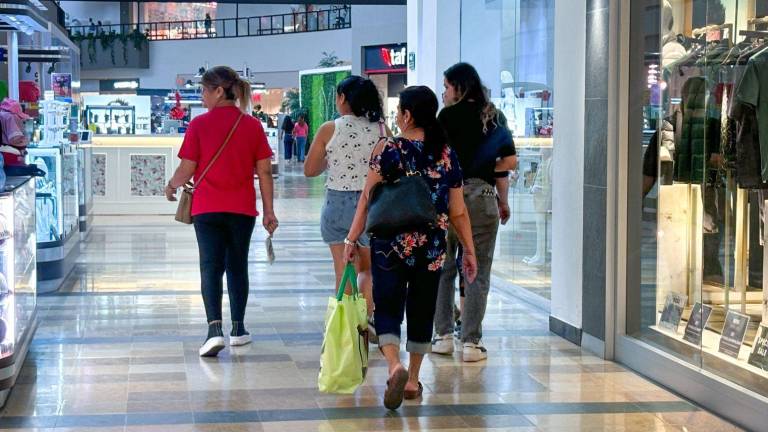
[365,122,437,237]
[175,113,243,224]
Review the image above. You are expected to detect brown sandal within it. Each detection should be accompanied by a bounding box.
[383,366,409,410]
[404,382,423,400]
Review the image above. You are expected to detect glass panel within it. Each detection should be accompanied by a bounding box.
[631,0,768,397]
[460,0,555,300]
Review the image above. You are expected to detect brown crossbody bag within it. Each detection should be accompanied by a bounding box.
[175,113,244,224]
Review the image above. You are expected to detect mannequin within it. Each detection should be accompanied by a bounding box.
[524,147,552,266]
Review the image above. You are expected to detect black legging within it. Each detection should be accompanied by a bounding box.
[193,212,256,323]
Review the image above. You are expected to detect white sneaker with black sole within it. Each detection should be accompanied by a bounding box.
[199,336,226,357]
[431,334,454,354]
[229,333,251,346]
[462,341,488,362]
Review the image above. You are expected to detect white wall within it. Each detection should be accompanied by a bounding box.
[550,0,586,330]
[351,5,407,75]
[81,29,353,89]
[62,1,120,26]
[459,0,503,99]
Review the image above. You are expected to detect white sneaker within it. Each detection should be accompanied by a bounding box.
[431,334,454,355]
[199,336,225,357]
[229,333,252,347]
[462,342,488,362]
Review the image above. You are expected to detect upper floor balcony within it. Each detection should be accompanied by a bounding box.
[66,5,351,42]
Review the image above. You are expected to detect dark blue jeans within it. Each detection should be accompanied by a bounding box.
[283,133,294,160]
[371,238,442,354]
[193,212,256,323]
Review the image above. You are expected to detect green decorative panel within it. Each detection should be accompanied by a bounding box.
[300,69,350,142]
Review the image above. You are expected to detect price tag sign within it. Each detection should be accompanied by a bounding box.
[718,311,750,358]
[659,293,687,333]
[683,303,713,345]
[748,325,768,371]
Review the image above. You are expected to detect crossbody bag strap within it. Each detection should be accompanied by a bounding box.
[191,113,244,189]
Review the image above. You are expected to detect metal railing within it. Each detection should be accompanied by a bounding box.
[66,6,351,41]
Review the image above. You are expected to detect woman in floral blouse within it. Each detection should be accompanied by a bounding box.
[345,86,477,410]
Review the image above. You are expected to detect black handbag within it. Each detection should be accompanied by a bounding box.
[366,135,437,237]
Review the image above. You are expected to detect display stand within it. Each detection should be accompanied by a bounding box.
[0,177,38,408]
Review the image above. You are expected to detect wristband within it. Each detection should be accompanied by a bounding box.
[344,237,357,246]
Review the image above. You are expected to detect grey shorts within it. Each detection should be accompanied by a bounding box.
[321,189,370,247]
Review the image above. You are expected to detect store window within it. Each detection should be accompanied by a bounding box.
[632,0,768,397]
[460,0,555,300]
[139,3,216,23]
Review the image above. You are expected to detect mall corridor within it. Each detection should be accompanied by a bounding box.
[0,169,742,432]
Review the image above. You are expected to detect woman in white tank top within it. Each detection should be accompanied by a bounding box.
[305,76,387,329]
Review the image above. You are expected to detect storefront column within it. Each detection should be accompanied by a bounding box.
[7,31,19,99]
[549,0,587,346]
[406,0,460,92]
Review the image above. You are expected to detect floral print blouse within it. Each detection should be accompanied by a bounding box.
[370,137,463,271]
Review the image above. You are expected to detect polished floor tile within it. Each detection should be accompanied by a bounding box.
[0,168,744,431]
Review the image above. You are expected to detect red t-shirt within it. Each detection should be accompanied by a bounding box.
[178,106,273,217]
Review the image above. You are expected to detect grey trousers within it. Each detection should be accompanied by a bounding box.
[434,179,499,344]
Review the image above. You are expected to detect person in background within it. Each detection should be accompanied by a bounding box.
[432,62,517,362]
[293,114,309,163]
[344,86,478,410]
[0,98,31,168]
[88,18,96,35]
[281,114,295,162]
[165,66,278,357]
[304,75,385,339]
[204,13,213,37]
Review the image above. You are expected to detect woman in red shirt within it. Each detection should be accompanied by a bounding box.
[165,66,278,357]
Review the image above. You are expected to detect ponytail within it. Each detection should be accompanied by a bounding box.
[234,79,252,114]
[424,118,447,160]
[201,66,252,113]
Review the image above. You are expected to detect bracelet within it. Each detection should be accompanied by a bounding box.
[344,237,357,246]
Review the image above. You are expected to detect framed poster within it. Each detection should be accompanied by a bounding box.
[748,325,768,371]
[51,73,72,102]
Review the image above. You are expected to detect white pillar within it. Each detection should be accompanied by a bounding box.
[550,0,587,330]
[8,32,19,100]
[407,0,460,94]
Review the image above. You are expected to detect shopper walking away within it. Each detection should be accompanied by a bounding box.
[305,75,385,340]
[432,62,517,362]
[293,115,309,162]
[204,13,213,37]
[165,66,278,357]
[281,114,295,162]
[345,86,478,410]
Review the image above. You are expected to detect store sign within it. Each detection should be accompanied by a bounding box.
[408,51,416,72]
[748,325,768,371]
[718,311,750,358]
[683,303,713,345]
[364,43,407,74]
[659,292,687,333]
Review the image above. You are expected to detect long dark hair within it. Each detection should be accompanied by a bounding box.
[443,62,497,131]
[399,86,446,160]
[336,75,383,122]
[201,66,252,113]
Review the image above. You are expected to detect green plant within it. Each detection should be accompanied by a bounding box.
[69,28,148,65]
[317,51,343,68]
[281,89,301,115]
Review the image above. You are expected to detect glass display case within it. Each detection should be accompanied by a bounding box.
[85,105,136,135]
[27,147,78,244]
[0,177,37,362]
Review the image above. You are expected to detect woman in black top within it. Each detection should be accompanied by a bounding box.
[432,62,517,362]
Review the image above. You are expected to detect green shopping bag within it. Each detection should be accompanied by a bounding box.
[318,263,369,394]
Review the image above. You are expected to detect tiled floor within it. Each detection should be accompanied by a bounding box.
[0,167,743,431]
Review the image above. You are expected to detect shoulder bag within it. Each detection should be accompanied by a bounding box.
[365,122,437,237]
[175,113,244,224]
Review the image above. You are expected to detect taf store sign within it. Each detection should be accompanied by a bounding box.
[364,43,407,74]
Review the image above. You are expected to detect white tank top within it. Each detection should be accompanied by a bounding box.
[325,115,380,191]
